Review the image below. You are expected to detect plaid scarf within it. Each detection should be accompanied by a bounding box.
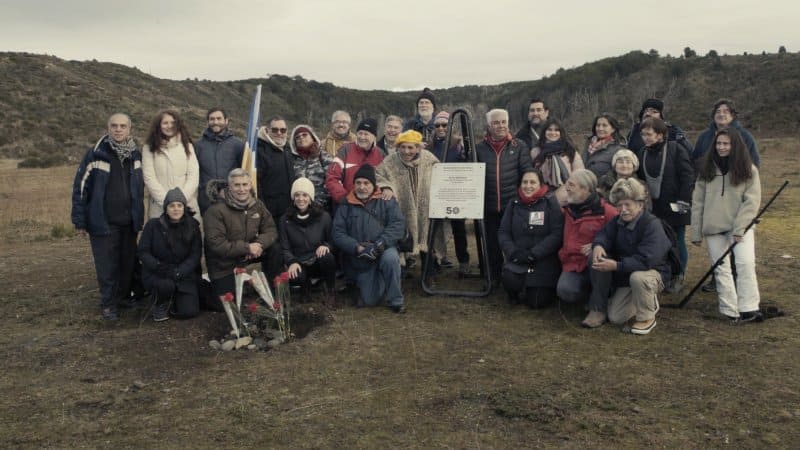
[107,135,136,162]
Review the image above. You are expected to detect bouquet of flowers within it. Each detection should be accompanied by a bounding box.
[250,270,290,340]
[219,292,240,339]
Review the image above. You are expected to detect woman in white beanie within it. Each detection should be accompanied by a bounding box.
[278,177,337,306]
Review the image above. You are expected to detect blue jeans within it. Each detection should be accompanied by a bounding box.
[355,247,404,307]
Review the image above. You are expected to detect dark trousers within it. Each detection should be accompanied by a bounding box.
[260,242,285,288]
[148,277,200,319]
[450,219,469,264]
[556,266,612,312]
[290,252,337,290]
[89,224,137,309]
[501,269,556,308]
[482,210,504,283]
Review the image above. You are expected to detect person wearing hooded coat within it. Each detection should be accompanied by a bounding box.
[137,188,202,321]
[279,178,337,305]
[498,169,564,308]
[288,124,333,209]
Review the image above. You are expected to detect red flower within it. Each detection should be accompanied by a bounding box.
[220,292,234,303]
[234,267,248,275]
[247,302,258,313]
[274,271,290,286]
[273,301,281,311]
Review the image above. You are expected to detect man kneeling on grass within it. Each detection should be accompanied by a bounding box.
[332,164,406,313]
[590,178,671,334]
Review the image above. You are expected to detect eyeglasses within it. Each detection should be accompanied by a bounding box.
[333,120,350,125]
[270,127,288,134]
[434,123,448,128]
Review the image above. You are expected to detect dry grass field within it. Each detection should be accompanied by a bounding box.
[0,138,798,448]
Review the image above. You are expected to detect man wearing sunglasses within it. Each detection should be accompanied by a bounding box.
[256,115,294,227]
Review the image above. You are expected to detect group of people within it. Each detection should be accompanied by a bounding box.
[71,89,765,333]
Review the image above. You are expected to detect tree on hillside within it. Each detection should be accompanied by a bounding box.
[683,47,697,58]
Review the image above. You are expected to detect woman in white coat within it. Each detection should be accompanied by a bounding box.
[142,110,200,220]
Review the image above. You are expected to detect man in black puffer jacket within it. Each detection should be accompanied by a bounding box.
[475,108,533,286]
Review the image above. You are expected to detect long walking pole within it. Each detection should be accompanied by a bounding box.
[664,180,789,309]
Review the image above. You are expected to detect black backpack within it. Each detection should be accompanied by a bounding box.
[647,216,682,277]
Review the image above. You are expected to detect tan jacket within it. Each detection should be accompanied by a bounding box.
[320,131,356,157]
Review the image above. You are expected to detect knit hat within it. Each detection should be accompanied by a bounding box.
[356,118,378,137]
[611,148,640,171]
[639,98,664,120]
[163,187,188,212]
[434,111,450,123]
[417,87,436,110]
[353,164,376,188]
[395,130,423,146]
[569,169,598,191]
[290,177,315,200]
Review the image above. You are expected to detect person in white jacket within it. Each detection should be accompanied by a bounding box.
[141,110,200,221]
[691,128,762,323]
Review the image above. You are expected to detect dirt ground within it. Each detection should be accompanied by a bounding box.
[0,139,798,448]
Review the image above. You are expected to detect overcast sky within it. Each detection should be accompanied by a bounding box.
[2,0,797,91]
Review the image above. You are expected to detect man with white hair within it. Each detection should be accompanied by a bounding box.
[591,177,671,334]
[474,108,533,286]
[72,113,144,321]
[321,110,356,157]
[556,169,618,328]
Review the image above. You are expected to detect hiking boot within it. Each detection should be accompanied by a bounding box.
[390,304,406,314]
[439,257,455,269]
[739,310,764,324]
[701,278,716,293]
[664,274,684,294]
[458,262,471,277]
[405,256,417,269]
[102,307,119,321]
[153,304,170,322]
[581,310,606,328]
[630,318,657,335]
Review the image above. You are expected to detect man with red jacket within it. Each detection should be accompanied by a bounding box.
[325,118,384,207]
[556,169,618,328]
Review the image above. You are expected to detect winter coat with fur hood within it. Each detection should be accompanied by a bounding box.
[288,125,334,208]
[375,150,438,253]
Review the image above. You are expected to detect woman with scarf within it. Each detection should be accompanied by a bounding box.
[142,110,200,220]
[530,118,584,205]
[691,129,762,323]
[636,117,694,293]
[279,177,336,306]
[138,188,202,321]
[288,125,333,209]
[583,113,626,179]
[375,130,439,275]
[498,169,564,308]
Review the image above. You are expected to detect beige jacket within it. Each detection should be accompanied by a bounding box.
[691,166,761,242]
[142,135,200,219]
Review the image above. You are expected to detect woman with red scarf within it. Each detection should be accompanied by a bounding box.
[498,169,564,308]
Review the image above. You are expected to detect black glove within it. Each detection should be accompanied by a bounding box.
[510,249,528,264]
[358,243,378,261]
[527,251,537,265]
